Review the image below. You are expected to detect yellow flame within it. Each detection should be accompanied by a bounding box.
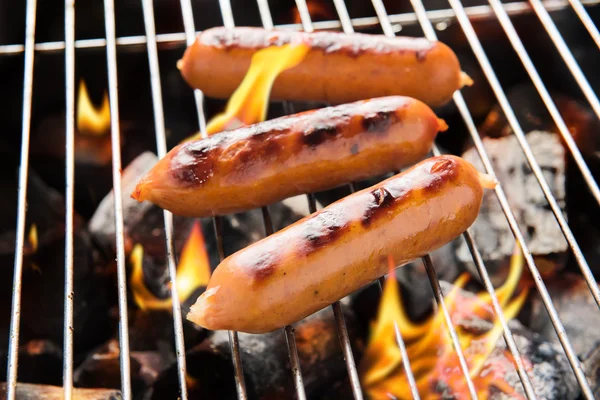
[77,79,111,136]
[28,224,38,253]
[130,221,211,311]
[173,220,211,300]
[184,42,310,141]
[359,247,528,399]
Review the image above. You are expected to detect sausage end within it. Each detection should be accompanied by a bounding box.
[131,184,144,202]
[187,286,219,330]
[478,171,498,189]
[460,71,474,87]
[437,118,449,132]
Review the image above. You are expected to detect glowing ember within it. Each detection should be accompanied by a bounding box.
[359,249,529,399]
[292,1,334,24]
[130,221,211,311]
[184,42,310,140]
[77,79,111,136]
[27,224,38,253]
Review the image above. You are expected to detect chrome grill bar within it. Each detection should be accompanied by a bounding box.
[5,0,38,399]
[492,35,600,209]
[4,0,600,399]
[262,206,308,400]
[217,3,308,398]
[327,1,420,397]
[486,0,600,311]
[569,0,600,47]
[370,2,479,398]
[530,0,600,120]
[1,0,598,55]
[103,0,134,398]
[421,254,478,400]
[177,0,248,398]
[379,0,539,396]
[140,0,190,398]
[441,0,596,396]
[284,1,367,397]
[63,0,76,399]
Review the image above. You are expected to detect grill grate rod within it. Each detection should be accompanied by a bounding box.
[305,193,367,400]
[486,0,600,308]
[1,0,597,55]
[420,255,478,400]
[140,0,190,398]
[440,0,597,397]
[327,2,422,397]
[179,0,207,132]
[491,0,600,211]
[568,0,600,47]
[178,1,248,398]
[462,230,538,399]
[63,0,76,399]
[286,2,370,397]
[5,0,38,399]
[262,206,308,400]
[375,0,541,396]
[530,0,600,120]
[216,4,309,399]
[372,2,482,398]
[103,0,134,398]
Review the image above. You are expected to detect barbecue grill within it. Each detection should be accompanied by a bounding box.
[1,0,600,399]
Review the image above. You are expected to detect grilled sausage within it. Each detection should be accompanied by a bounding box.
[132,96,447,217]
[187,155,496,333]
[178,27,471,108]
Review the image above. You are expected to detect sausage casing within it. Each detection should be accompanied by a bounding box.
[132,96,446,217]
[187,155,495,333]
[178,27,469,108]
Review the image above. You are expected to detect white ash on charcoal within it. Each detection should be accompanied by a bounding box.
[522,273,600,359]
[472,84,600,275]
[74,339,172,397]
[438,281,579,400]
[456,130,568,285]
[0,383,122,400]
[0,340,62,386]
[582,344,600,398]
[144,303,364,400]
[89,151,306,265]
[0,158,111,354]
[487,321,579,400]
[89,152,174,258]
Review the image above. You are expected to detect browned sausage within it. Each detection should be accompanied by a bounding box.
[131,96,446,217]
[178,27,471,108]
[187,155,496,333]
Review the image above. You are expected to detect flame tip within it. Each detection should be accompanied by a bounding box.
[77,79,111,136]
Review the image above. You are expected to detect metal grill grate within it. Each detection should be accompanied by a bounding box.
[2,0,600,399]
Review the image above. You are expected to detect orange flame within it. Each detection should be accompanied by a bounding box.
[130,221,211,311]
[359,248,529,399]
[184,42,310,140]
[77,79,111,136]
[292,1,334,24]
